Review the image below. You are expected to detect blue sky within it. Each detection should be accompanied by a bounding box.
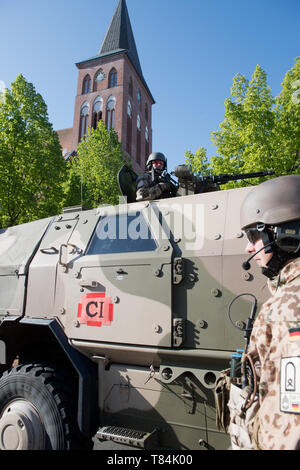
[0,0,299,172]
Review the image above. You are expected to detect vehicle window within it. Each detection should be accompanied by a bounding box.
[86,212,157,255]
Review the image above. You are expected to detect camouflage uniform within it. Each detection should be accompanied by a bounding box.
[136,172,171,201]
[247,257,300,450]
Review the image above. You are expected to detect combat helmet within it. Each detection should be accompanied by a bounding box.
[146,152,167,170]
[240,175,300,278]
[240,175,300,230]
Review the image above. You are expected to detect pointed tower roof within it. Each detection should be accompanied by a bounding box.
[76,0,154,102]
[98,0,143,79]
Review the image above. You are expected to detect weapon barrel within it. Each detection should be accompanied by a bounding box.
[212,170,274,184]
[173,165,274,195]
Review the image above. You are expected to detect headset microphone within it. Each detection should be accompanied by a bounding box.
[242,241,275,270]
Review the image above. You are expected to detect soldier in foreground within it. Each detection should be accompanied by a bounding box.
[228,175,300,450]
[136,152,177,201]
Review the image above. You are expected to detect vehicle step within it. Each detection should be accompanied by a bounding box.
[96,425,159,449]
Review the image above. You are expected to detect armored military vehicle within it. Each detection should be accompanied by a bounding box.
[0,166,272,450]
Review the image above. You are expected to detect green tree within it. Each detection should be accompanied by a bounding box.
[0,74,66,227]
[63,120,126,208]
[185,58,300,188]
[210,64,276,186]
[184,146,211,175]
[274,57,300,175]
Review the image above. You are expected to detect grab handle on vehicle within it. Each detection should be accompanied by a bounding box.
[40,247,59,254]
[59,244,68,270]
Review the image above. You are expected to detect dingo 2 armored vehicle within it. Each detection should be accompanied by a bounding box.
[0,166,272,450]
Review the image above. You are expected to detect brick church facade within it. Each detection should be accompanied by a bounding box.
[57,0,154,174]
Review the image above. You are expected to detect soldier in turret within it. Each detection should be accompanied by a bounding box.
[136,152,177,201]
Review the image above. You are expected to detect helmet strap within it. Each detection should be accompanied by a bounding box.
[260,228,297,279]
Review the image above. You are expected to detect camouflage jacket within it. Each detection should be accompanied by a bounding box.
[136,171,175,201]
[247,257,300,450]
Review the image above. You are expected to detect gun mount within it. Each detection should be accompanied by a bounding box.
[118,163,274,202]
[173,165,274,196]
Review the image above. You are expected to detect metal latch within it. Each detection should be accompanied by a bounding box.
[59,243,81,272]
[173,257,184,284]
[79,280,99,288]
[172,318,185,347]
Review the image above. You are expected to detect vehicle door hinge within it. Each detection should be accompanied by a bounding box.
[172,257,184,284]
[172,318,185,347]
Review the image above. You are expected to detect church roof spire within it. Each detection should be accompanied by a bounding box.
[98,0,143,80]
[76,0,154,102]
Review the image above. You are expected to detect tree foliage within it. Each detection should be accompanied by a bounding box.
[184,147,211,176]
[63,120,126,208]
[185,58,300,188]
[0,74,66,227]
[274,58,300,175]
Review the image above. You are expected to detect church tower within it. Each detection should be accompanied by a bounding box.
[59,0,154,173]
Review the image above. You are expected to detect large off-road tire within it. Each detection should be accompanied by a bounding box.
[0,363,92,450]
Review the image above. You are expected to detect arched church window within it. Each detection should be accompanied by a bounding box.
[82,75,91,94]
[145,103,148,121]
[129,77,133,97]
[106,96,116,132]
[136,114,141,165]
[145,126,149,163]
[126,101,132,154]
[127,100,132,118]
[93,69,105,91]
[108,68,118,88]
[79,102,89,141]
[92,96,103,129]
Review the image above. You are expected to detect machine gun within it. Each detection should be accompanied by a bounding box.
[173,165,274,196]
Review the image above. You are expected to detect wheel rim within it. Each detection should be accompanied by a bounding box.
[0,399,45,450]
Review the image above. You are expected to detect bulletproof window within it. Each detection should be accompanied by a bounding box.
[86,212,157,255]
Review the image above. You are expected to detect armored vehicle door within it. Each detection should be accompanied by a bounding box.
[58,203,173,347]
[0,217,52,320]
[25,213,80,319]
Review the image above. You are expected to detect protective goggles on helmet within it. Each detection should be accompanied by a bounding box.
[244,224,266,245]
